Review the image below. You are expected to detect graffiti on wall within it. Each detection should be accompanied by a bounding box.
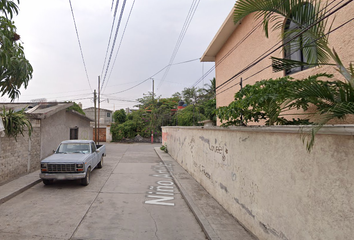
[199,136,230,168]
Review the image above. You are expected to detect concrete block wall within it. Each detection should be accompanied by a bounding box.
[162,126,354,240]
[0,126,40,185]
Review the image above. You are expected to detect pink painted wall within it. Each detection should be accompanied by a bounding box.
[214,5,354,125]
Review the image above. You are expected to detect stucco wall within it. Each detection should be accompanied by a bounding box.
[84,108,112,125]
[162,126,354,240]
[0,122,41,185]
[40,110,92,159]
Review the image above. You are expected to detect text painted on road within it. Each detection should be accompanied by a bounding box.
[145,162,175,206]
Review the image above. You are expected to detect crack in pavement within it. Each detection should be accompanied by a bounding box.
[143,205,160,240]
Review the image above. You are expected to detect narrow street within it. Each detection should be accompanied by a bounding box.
[0,143,207,240]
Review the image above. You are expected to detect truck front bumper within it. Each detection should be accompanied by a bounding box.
[40,172,86,180]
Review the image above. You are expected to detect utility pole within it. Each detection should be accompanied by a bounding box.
[94,90,97,144]
[98,76,100,145]
[151,78,154,144]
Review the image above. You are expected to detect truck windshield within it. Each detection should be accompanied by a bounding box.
[56,143,90,154]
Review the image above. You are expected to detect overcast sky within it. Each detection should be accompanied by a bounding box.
[5,0,235,111]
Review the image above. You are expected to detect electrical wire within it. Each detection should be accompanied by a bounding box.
[215,0,342,92]
[157,0,201,90]
[215,0,353,93]
[101,0,120,78]
[103,58,200,95]
[101,96,138,103]
[105,78,151,96]
[192,0,340,90]
[111,0,115,11]
[19,88,92,97]
[191,20,264,88]
[68,0,92,92]
[102,0,136,93]
[216,15,354,96]
[101,0,127,90]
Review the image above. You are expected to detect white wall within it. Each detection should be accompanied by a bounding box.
[162,126,354,240]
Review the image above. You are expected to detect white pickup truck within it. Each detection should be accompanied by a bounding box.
[39,140,106,186]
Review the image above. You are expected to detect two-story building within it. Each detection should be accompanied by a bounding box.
[83,107,113,142]
[201,3,354,125]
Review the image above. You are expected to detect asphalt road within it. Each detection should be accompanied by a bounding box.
[0,143,207,240]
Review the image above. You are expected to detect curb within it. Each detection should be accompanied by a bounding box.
[0,171,42,205]
[154,147,220,240]
[0,179,42,205]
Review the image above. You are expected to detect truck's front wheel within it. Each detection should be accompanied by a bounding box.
[43,179,53,185]
[81,168,91,186]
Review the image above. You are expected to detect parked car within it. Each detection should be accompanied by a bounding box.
[39,140,106,186]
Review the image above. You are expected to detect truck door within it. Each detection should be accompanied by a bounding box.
[91,142,99,166]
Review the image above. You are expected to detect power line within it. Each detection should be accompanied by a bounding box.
[101,0,120,78]
[20,88,92,97]
[106,78,151,96]
[150,58,200,79]
[103,0,136,93]
[157,0,201,90]
[101,96,139,103]
[215,0,353,93]
[111,0,115,11]
[68,0,92,92]
[216,13,354,96]
[215,0,342,92]
[191,20,264,88]
[101,0,128,91]
[192,0,339,90]
[103,58,200,95]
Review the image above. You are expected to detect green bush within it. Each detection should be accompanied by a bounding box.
[216,74,333,126]
[0,107,32,140]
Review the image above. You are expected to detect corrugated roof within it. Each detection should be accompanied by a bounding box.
[0,102,73,119]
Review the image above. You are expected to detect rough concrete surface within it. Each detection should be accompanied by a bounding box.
[0,143,257,240]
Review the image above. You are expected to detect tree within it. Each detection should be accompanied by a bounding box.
[199,78,216,123]
[171,92,182,101]
[233,0,354,150]
[182,87,199,105]
[0,0,33,100]
[175,105,206,126]
[113,109,127,124]
[233,0,353,85]
[67,102,85,115]
[135,91,156,110]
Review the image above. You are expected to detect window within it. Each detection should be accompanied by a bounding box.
[91,142,96,153]
[283,3,317,75]
[107,112,111,118]
[70,128,78,140]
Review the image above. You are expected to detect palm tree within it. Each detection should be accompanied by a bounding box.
[233,0,354,150]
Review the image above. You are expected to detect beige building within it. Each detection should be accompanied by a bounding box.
[0,102,93,185]
[83,107,113,142]
[201,4,354,125]
[83,107,113,125]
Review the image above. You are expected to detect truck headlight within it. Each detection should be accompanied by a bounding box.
[76,163,84,172]
[41,163,47,172]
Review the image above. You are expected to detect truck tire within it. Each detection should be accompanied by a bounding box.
[97,156,103,169]
[81,167,91,186]
[43,179,53,185]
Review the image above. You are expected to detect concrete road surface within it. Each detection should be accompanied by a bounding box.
[0,143,207,240]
